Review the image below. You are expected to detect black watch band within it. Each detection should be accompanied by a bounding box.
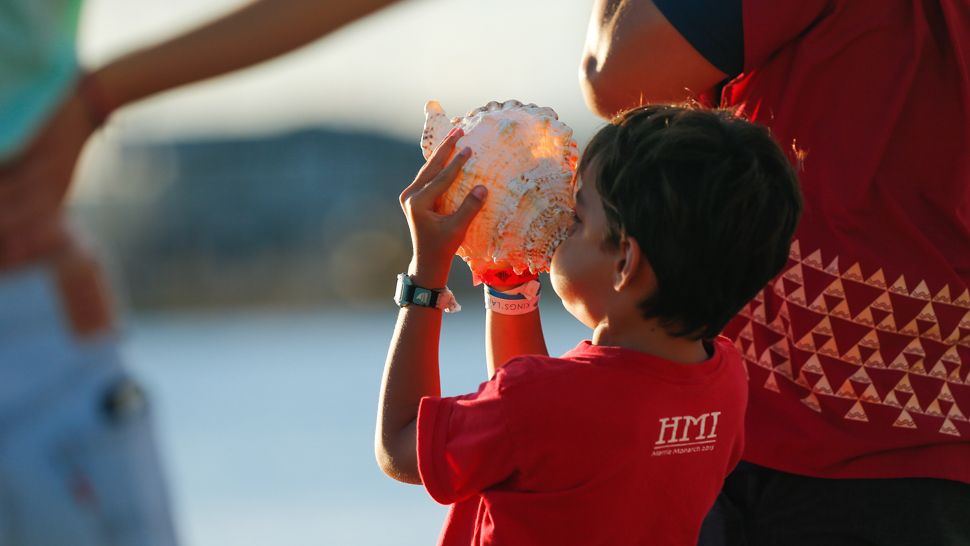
[394,273,441,308]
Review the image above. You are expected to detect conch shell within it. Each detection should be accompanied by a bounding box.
[421,99,578,284]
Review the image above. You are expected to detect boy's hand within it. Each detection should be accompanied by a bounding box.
[399,128,487,287]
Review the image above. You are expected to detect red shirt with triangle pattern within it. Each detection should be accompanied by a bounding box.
[719,0,970,483]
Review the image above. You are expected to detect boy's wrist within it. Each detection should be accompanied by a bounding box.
[487,281,528,292]
[484,280,542,315]
[407,258,450,288]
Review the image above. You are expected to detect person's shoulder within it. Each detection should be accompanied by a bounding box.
[712,335,742,360]
[711,335,748,398]
[495,353,578,382]
[494,344,599,388]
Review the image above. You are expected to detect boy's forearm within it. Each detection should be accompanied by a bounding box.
[377,125,482,485]
[486,309,548,378]
[375,267,446,484]
[92,0,398,111]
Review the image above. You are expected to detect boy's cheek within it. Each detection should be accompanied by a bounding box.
[549,265,568,304]
[549,246,572,298]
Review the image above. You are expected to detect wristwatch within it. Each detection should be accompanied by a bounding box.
[393,273,461,312]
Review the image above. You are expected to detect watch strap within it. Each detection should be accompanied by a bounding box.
[394,274,461,313]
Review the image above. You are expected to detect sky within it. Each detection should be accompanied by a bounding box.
[78,0,605,144]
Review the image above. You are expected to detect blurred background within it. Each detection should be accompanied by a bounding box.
[71,0,601,544]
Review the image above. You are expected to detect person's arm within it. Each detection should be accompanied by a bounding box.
[580,0,728,118]
[90,0,399,115]
[485,303,548,378]
[0,0,400,239]
[375,128,487,484]
[375,294,443,485]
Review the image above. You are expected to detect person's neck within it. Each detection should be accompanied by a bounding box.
[591,315,709,364]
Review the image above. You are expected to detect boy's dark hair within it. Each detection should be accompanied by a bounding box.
[580,104,802,340]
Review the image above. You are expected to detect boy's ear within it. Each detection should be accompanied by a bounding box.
[613,235,638,291]
[613,235,655,293]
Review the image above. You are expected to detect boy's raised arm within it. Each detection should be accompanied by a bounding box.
[376,302,444,484]
[486,306,548,378]
[374,128,487,484]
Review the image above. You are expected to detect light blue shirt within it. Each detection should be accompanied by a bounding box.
[0,0,81,162]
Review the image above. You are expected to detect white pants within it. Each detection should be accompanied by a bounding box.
[0,266,177,546]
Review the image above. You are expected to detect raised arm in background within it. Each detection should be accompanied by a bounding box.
[90,0,399,116]
[0,0,401,246]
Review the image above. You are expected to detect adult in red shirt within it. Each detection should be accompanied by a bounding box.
[581,1,970,543]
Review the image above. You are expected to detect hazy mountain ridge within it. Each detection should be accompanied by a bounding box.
[75,127,477,309]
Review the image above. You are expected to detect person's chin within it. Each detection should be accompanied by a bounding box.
[560,299,584,325]
[556,291,597,329]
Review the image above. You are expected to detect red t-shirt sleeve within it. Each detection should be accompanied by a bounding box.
[417,369,518,505]
[742,0,832,69]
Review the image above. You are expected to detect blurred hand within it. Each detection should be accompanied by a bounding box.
[0,87,96,242]
[399,128,487,287]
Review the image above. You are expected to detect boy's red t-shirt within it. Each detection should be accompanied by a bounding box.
[416,337,747,546]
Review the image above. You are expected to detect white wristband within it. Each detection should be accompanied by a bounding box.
[438,287,461,313]
[484,280,541,315]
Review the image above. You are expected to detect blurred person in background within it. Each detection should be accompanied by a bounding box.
[581,0,969,544]
[0,0,402,543]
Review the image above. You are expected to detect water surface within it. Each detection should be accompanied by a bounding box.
[125,305,588,546]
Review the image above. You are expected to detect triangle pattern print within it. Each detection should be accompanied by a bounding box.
[734,239,969,438]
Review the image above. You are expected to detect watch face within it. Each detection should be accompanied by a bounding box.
[413,289,431,306]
